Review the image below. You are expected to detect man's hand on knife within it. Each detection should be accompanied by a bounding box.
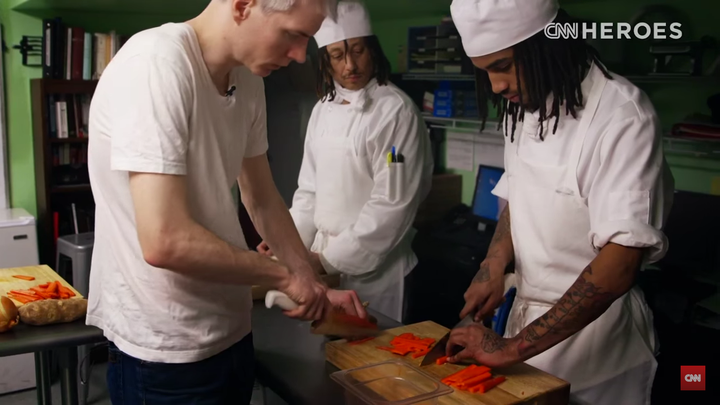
[326,289,367,319]
[445,323,519,368]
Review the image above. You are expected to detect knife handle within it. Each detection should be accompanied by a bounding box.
[265,290,299,311]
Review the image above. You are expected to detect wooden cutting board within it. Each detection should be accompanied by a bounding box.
[0,265,84,306]
[326,321,570,405]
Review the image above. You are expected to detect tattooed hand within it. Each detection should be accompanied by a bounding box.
[445,323,519,368]
[459,260,506,321]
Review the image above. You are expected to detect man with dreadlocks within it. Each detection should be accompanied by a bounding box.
[257,0,433,322]
[445,0,674,403]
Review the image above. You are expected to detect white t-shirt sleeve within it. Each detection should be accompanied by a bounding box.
[588,113,673,263]
[244,78,269,158]
[109,55,192,175]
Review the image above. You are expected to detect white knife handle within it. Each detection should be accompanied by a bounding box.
[265,290,299,311]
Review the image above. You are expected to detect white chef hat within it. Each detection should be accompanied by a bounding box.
[450,0,559,57]
[314,0,373,48]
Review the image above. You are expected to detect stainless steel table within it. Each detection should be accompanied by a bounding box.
[251,305,402,405]
[0,318,106,405]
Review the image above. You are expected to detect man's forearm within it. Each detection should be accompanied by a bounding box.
[474,204,514,282]
[510,243,642,360]
[147,219,290,289]
[243,186,317,277]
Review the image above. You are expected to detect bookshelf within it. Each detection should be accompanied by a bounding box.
[31,78,96,265]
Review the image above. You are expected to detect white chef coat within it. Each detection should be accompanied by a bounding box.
[289,79,434,322]
[493,63,674,404]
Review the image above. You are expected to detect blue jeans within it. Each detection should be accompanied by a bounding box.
[107,333,255,405]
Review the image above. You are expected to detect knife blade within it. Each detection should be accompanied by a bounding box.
[265,290,381,339]
[419,316,475,366]
[420,331,450,366]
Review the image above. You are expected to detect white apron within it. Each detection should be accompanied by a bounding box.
[503,69,658,404]
[307,86,414,323]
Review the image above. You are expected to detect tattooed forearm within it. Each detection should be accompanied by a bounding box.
[515,265,615,358]
[472,262,491,283]
[489,205,511,247]
[481,330,508,353]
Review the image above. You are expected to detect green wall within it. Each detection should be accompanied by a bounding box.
[372,0,720,204]
[0,3,189,216]
[1,2,42,216]
[2,0,719,216]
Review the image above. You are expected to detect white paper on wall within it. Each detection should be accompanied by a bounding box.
[445,131,475,171]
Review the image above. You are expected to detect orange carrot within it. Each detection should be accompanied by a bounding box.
[348,337,375,346]
[436,355,449,365]
[411,349,430,359]
[457,372,492,389]
[470,376,506,394]
[12,275,35,281]
[57,284,76,297]
[441,365,480,384]
[454,366,491,381]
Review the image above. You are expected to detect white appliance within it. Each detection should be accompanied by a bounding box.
[0,208,39,394]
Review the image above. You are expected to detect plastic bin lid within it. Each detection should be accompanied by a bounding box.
[330,359,453,405]
[0,208,36,228]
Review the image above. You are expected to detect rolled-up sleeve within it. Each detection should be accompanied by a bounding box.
[491,173,509,201]
[588,113,674,264]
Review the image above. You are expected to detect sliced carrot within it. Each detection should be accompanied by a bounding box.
[57,284,76,297]
[391,337,433,348]
[455,366,492,382]
[8,295,34,304]
[348,337,375,346]
[390,346,412,356]
[442,365,480,383]
[12,275,36,281]
[39,282,50,288]
[470,376,506,394]
[46,281,58,294]
[457,372,492,389]
[411,349,430,359]
[436,355,449,365]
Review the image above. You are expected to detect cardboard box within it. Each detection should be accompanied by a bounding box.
[414,173,462,228]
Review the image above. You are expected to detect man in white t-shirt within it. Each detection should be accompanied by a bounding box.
[87,0,364,403]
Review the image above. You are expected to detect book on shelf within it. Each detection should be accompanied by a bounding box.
[42,17,130,81]
[47,93,91,139]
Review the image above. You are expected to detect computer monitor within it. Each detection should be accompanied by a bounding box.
[471,165,505,223]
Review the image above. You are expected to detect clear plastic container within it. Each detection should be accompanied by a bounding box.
[330,359,453,405]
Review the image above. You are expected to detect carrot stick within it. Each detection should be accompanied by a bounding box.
[348,337,375,346]
[470,376,506,394]
[411,349,430,359]
[454,366,492,382]
[457,372,492,389]
[12,275,35,281]
[57,284,76,297]
[442,365,482,383]
[46,281,58,294]
[436,355,449,365]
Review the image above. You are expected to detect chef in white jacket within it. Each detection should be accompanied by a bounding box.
[444,1,674,404]
[258,0,433,322]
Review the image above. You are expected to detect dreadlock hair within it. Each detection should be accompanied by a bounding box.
[476,8,612,142]
[315,35,391,102]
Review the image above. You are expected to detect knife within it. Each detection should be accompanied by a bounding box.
[265,290,381,339]
[420,316,475,366]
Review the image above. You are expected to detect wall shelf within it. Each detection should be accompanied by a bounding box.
[404,72,720,85]
[13,0,453,20]
[403,73,474,82]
